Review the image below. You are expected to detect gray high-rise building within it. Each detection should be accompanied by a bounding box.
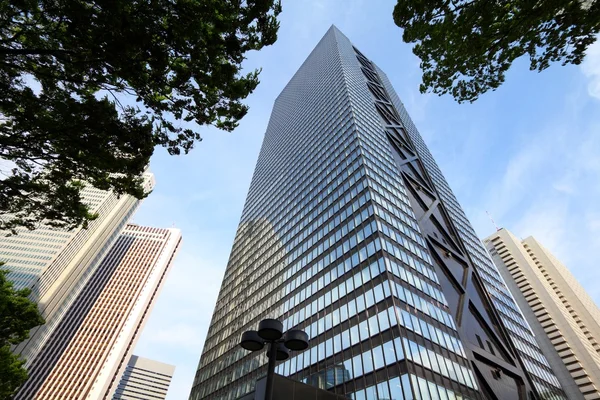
[189,27,566,400]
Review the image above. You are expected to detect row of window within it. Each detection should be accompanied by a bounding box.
[243,95,352,223]
[282,256,385,333]
[210,160,367,335]
[218,123,359,309]
[350,374,472,400]
[201,204,376,364]
[282,214,375,316]
[222,119,357,300]
[279,307,400,378]
[198,237,383,384]
[382,241,446,305]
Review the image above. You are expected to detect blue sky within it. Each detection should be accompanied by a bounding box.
[131,1,600,398]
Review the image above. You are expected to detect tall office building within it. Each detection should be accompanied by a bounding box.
[15,224,181,400]
[3,173,155,365]
[113,355,176,400]
[484,229,600,399]
[189,27,566,400]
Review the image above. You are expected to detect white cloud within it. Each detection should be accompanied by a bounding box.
[582,39,600,99]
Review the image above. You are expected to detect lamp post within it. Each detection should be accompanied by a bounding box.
[240,319,309,400]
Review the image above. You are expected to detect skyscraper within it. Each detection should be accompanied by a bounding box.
[15,224,181,399]
[484,228,600,399]
[189,27,566,400]
[113,355,176,400]
[4,173,155,365]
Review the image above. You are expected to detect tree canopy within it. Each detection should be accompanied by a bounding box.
[393,0,600,102]
[0,0,281,233]
[0,269,45,399]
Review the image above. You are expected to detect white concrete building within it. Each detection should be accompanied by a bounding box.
[484,229,600,400]
[113,355,175,400]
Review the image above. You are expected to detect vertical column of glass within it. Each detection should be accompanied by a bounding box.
[190,29,362,400]
[375,65,565,398]
[333,29,480,399]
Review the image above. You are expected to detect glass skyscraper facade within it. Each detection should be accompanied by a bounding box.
[189,27,566,400]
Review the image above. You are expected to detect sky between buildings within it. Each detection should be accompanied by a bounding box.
[130,1,600,399]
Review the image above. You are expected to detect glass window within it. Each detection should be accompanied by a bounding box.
[340,303,349,321]
[352,354,363,377]
[347,277,355,291]
[348,299,357,317]
[356,295,366,313]
[354,272,363,287]
[377,381,391,400]
[428,382,440,400]
[373,345,385,370]
[374,283,384,303]
[362,350,374,374]
[297,353,304,372]
[334,334,342,353]
[437,354,448,377]
[361,267,370,282]
[339,281,347,297]
[318,342,325,361]
[354,389,366,400]
[394,337,404,360]
[331,286,339,302]
[368,314,379,335]
[359,320,370,341]
[343,359,354,379]
[429,349,440,372]
[383,340,397,364]
[365,289,375,308]
[411,315,422,335]
[370,261,379,279]
[342,330,351,349]
[332,308,340,326]
[402,375,414,400]
[417,377,431,400]
[418,344,431,370]
[388,307,398,326]
[325,313,333,331]
[325,338,333,358]
[401,311,412,330]
[446,359,457,381]
[289,357,299,376]
[350,325,360,345]
[318,318,325,335]
[437,386,450,400]
[365,384,378,399]
[389,377,404,400]
[378,310,390,331]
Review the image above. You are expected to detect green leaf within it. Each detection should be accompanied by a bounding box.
[393,0,600,102]
[0,0,282,231]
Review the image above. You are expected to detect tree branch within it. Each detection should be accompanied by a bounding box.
[0,48,74,56]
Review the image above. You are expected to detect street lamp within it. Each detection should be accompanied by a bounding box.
[240,319,309,400]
